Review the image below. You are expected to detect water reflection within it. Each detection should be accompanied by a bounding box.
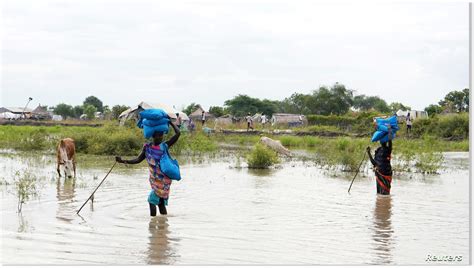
[247,168,276,177]
[371,195,394,264]
[147,216,172,265]
[56,178,76,223]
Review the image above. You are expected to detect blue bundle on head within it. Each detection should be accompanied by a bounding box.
[371,115,399,144]
[137,109,170,138]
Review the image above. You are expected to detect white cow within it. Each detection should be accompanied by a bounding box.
[260,136,291,156]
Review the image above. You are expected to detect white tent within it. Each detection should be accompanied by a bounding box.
[396,110,428,120]
[0,112,20,119]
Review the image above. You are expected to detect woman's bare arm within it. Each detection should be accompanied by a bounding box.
[116,147,146,164]
[166,121,181,147]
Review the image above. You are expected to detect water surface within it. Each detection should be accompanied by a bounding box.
[0,151,469,265]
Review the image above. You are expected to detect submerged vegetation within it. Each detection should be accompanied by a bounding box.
[247,143,280,169]
[0,113,468,174]
[13,170,40,213]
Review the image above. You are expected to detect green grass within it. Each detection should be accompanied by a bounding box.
[0,123,218,156]
[246,143,280,169]
[0,123,467,174]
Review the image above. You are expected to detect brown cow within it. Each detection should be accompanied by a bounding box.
[57,138,76,178]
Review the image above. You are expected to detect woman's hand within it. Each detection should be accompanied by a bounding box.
[115,156,124,163]
[366,147,371,154]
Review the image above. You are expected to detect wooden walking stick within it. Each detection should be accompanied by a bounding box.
[77,161,117,215]
[347,152,367,194]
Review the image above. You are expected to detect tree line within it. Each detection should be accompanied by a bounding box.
[49,83,468,120]
[185,83,468,117]
[52,96,129,120]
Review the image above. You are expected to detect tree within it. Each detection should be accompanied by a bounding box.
[72,105,84,118]
[352,95,390,113]
[224,95,261,116]
[111,105,130,119]
[53,103,74,118]
[83,96,103,112]
[83,104,97,120]
[439,89,469,112]
[281,93,312,114]
[103,105,111,119]
[389,102,411,112]
[183,103,201,115]
[224,95,278,117]
[209,106,225,117]
[424,104,443,117]
[259,99,279,116]
[308,83,353,115]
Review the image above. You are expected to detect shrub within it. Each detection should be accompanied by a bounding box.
[247,143,280,169]
[414,152,444,174]
[13,170,39,213]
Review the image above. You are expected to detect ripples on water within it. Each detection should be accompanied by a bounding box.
[0,151,470,265]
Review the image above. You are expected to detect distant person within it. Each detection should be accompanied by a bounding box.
[246,113,254,131]
[201,111,206,126]
[406,112,412,135]
[367,128,393,195]
[175,113,182,129]
[115,120,181,216]
[261,114,267,126]
[188,118,195,132]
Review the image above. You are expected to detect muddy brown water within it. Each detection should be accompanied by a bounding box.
[0,151,470,265]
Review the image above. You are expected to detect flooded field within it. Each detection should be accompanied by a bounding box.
[0,151,470,265]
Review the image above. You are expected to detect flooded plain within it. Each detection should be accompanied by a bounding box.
[0,151,470,265]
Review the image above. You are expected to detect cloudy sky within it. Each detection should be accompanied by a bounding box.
[1,0,469,111]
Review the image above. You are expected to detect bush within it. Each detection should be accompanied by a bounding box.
[412,113,469,140]
[247,143,280,169]
[20,128,49,151]
[13,170,40,213]
[437,113,469,140]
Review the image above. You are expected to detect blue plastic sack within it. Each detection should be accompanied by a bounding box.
[379,132,396,144]
[143,118,169,127]
[371,130,387,142]
[159,142,181,181]
[140,109,168,120]
[143,124,169,138]
[371,116,399,143]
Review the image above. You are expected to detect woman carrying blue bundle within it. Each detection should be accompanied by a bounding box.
[367,128,393,195]
[116,110,181,216]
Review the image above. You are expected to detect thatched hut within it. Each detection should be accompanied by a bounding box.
[188,105,215,122]
[270,113,307,127]
[31,105,52,120]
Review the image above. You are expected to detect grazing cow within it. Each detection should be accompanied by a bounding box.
[260,136,291,156]
[57,138,76,178]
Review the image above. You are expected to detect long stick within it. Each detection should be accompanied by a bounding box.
[347,152,367,194]
[77,161,117,215]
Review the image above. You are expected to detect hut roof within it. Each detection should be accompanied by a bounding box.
[189,106,215,118]
[32,105,49,114]
[1,107,33,114]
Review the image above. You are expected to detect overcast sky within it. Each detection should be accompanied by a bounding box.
[1,0,469,111]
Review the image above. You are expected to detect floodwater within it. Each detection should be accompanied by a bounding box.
[0,151,470,265]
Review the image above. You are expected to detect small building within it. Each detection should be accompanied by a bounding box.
[188,105,215,122]
[271,113,307,127]
[396,110,429,122]
[31,105,52,120]
[119,101,189,126]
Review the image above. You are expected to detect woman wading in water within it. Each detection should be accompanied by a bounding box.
[116,120,180,216]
